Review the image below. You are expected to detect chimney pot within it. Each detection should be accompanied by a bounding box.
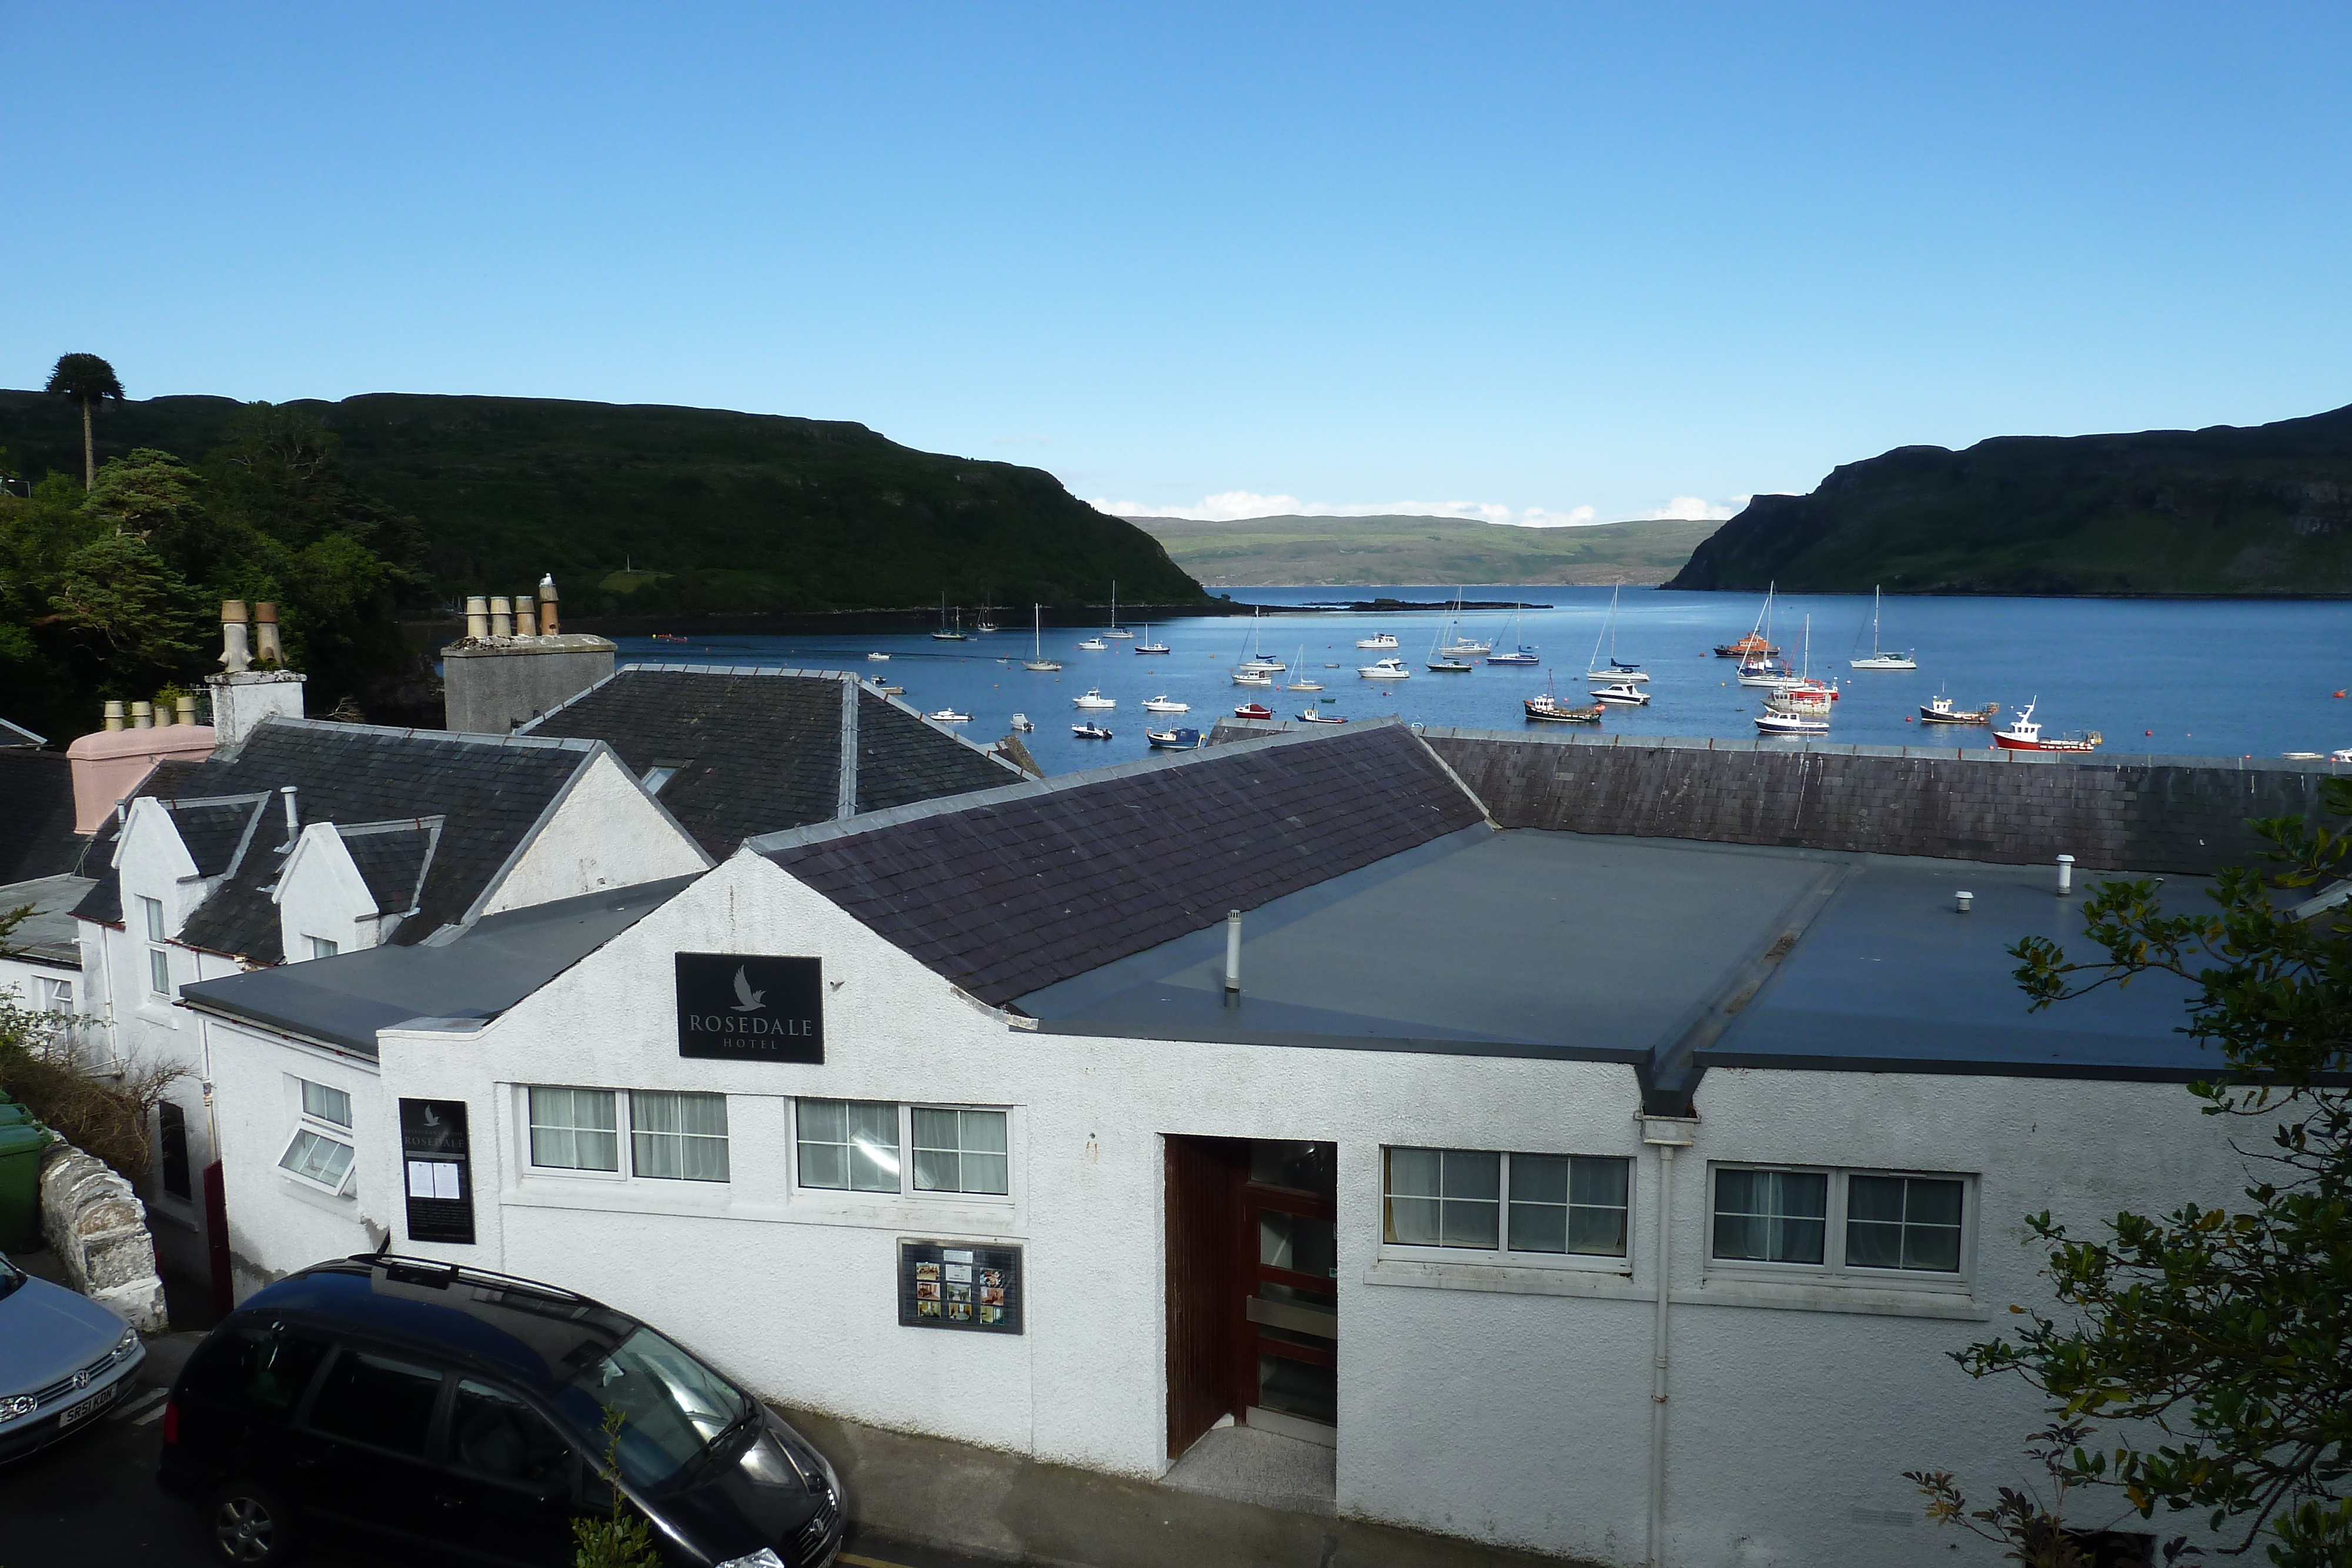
[465,596,490,641]
[515,592,540,637]
[175,695,198,726]
[129,701,153,730]
[102,700,125,732]
[219,599,253,674]
[1955,890,1974,914]
[489,596,513,638]
[537,576,560,637]
[253,603,285,665]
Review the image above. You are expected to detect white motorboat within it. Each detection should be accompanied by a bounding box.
[1071,722,1113,740]
[1849,587,1916,670]
[1133,622,1171,654]
[1076,636,1108,651]
[1358,658,1412,680]
[1008,713,1034,732]
[1142,696,1190,714]
[1355,632,1399,649]
[1591,682,1649,706]
[1755,710,1829,736]
[927,708,971,723]
[866,652,891,662]
[1023,605,1063,672]
[1232,670,1275,687]
[1295,709,1347,724]
[1071,689,1116,710]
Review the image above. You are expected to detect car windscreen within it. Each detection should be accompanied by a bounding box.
[0,1257,21,1305]
[551,1327,750,1488]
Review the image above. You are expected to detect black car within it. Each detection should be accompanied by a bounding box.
[158,1255,844,1567]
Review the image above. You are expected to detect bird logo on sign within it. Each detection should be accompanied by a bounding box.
[730,967,766,1013]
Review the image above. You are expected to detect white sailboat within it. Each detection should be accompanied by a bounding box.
[1849,587,1916,670]
[1104,581,1134,638]
[1439,591,1490,657]
[1284,646,1322,691]
[931,594,967,640]
[1235,610,1284,673]
[1133,622,1171,654]
[1584,583,1648,683]
[1022,604,1063,672]
[1486,604,1539,666]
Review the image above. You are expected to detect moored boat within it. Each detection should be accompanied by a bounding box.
[1992,699,2102,753]
[1591,682,1649,707]
[1076,636,1108,651]
[1023,604,1063,671]
[1295,709,1347,724]
[1071,722,1113,739]
[1071,689,1116,710]
[1848,587,1915,670]
[1232,670,1274,687]
[927,708,971,723]
[1232,702,1274,720]
[1355,632,1399,650]
[1133,622,1171,654]
[1918,695,1998,726]
[1358,658,1412,680]
[1145,727,1202,749]
[1755,710,1830,736]
[866,652,891,661]
[1525,676,1603,723]
[1142,696,1189,713]
[1008,713,1034,732]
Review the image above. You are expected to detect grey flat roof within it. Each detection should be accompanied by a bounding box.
[0,874,95,969]
[179,874,698,1056]
[1020,827,2214,1088]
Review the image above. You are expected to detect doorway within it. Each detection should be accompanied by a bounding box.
[1164,1137,1339,1460]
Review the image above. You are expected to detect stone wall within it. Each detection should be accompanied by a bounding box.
[39,1144,168,1332]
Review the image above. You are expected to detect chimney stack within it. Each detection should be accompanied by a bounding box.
[466,596,490,640]
[489,597,513,638]
[220,600,252,674]
[537,574,560,637]
[439,576,612,734]
[254,603,284,666]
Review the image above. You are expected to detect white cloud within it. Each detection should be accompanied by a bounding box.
[1639,495,1749,521]
[1093,492,1602,528]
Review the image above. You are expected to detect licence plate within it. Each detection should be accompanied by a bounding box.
[57,1383,119,1428]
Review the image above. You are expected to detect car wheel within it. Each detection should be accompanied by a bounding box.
[206,1479,301,1565]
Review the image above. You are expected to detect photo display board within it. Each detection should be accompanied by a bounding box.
[674,952,824,1064]
[898,1239,1023,1335]
[399,1098,474,1245]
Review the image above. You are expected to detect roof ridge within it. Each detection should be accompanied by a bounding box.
[335,815,448,838]
[262,716,602,754]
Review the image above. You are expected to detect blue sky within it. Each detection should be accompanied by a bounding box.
[6,3,2347,525]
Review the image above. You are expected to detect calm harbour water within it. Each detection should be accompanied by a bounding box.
[610,588,2352,777]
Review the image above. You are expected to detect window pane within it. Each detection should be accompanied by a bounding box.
[630,1091,730,1183]
[799,1099,905,1193]
[1387,1147,1441,1200]
[142,897,165,942]
[159,1101,192,1200]
[1442,1150,1500,1202]
[1843,1175,1965,1273]
[1907,1178,1964,1229]
[308,1352,443,1456]
[911,1107,1008,1195]
[1511,1153,1569,1206]
[1713,1168,1827,1264]
[279,1128,353,1190]
[450,1380,572,1486]
[529,1088,619,1172]
[1904,1222,1963,1273]
[1508,1199,1568,1254]
[799,1098,844,1145]
[1847,1174,1907,1225]
[302,1081,352,1128]
[1387,1195,1441,1246]
[148,947,171,995]
[1568,1203,1628,1256]
[1571,1157,1629,1209]
[1845,1219,1905,1269]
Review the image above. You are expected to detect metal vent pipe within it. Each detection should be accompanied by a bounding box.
[2057,854,2075,896]
[1224,910,1242,994]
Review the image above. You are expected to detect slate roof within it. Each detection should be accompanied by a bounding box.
[517,666,1023,857]
[340,820,442,917]
[68,758,209,928]
[756,721,1487,1008]
[72,719,612,965]
[0,748,83,887]
[168,796,272,878]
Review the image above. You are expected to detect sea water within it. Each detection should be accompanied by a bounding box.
[609,587,2352,777]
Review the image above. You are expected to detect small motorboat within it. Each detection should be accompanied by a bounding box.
[1756,710,1830,736]
[1295,709,1347,724]
[927,708,972,723]
[866,652,891,661]
[1355,632,1399,649]
[1992,699,2102,753]
[1008,713,1034,732]
[1233,703,1274,720]
[1232,670,1274,687]
[1591,682,1650,707]
[1076,636,1108,651]
[1071,722,1114,739]
[1525,683,1603,723]
[1358,658,1412,680]
[1071,689,1116,710]
[1919,696,1997,725]
[1145,727,1202,749]
[1142,696,1190,714]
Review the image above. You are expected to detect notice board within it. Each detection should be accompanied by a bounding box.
[399,1098,475,1245]
[898,1239,1023,1335]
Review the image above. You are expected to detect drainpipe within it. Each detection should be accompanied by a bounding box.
[1638,1113,1699,1568]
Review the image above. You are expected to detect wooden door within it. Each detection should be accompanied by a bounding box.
[1164,1135,1247,1459]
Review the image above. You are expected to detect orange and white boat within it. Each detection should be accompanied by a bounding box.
[1992,699,2102,753]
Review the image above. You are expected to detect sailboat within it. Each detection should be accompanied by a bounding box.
[1236,611,1284,673]
[1440,591,1491,657]
[1486,604,1539,666]
[1022,605,1063,672]
[1735,584,1802,687]
[1849,587,1916,670]
[1284,646,1322,691]
[1132,622,1171,654]
[1757,618,1833,730]
[1583,583,1648,683]
[975,600,999,634]
[1427,617,1474,672]
[931,594,967,641]
[1104,581,1134,638]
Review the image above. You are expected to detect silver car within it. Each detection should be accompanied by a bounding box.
[0,1251,144,1462]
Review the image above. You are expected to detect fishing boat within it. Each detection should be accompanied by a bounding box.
[1525,676,1603,724]
[1591,682,1649,707]
[1008,713,1034,732]
[1023,605,1063,672]
[866,652,891,661]
[1133,623,1171,654]
[927,708,971,723]
[1071,689,1116,710]
[931,595,967,640]
[1104,581,1133,638]
[1284,646,1322,690]
[1355,632,1399,650]
[1295,709,1347,724]
[1714,634,1780,658]
[1358,657,1412,680]
[1071,722,1113,740]
[1583,584,1648,682]
[1918,695,1998,726]
[1755,710,1830,736]
[1764,688,1831,714]
[1992,700,2103,753]
[1145,727,1202,749]
[1849,587,1915,670]
[1233,702,1274,720]
[1142,696,1190,714]
[1076,636,1108,651]
[1232,670,1274,687]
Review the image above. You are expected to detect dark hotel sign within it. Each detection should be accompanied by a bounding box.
[674,952,823,1064]
[399,1098,474,1245]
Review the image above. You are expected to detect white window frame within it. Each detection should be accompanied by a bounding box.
[307,935,339,961]
[1703,1163,1976,1294]
[791,1098,1016,1208]
[514,1086,731,1188]
[278,1076,358,1198]
[139,896,172,997]
[1377,1146,1635,1274]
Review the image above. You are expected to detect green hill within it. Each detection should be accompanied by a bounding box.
[1666,402,2352,595]
[1130,513,1720,586]
[0,392,1207,617]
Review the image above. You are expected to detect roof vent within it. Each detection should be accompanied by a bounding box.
[279,785,300,851]
[1954,890,1973,914]
[2056,854,2074,896]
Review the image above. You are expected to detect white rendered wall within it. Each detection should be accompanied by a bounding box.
[205,1016,385,1295]
[477,751,708,917]
[232,850,2252,1568]
[275,825,385,958]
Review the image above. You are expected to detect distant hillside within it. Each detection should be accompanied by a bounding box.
[1128,513,1720,586]
[0,392,1207,616]
[1667,402,2352,596]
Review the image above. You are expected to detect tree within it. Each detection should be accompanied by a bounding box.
[44,353,125,488]
[1917,780,2352,1566]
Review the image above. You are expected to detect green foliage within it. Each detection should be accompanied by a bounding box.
[572,1406,661,1568]
[85,448,201,539]
[1138,513,1720,587]
[1924,777,2352,1566]
[45,533,208,668]
[44,353,125,407]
